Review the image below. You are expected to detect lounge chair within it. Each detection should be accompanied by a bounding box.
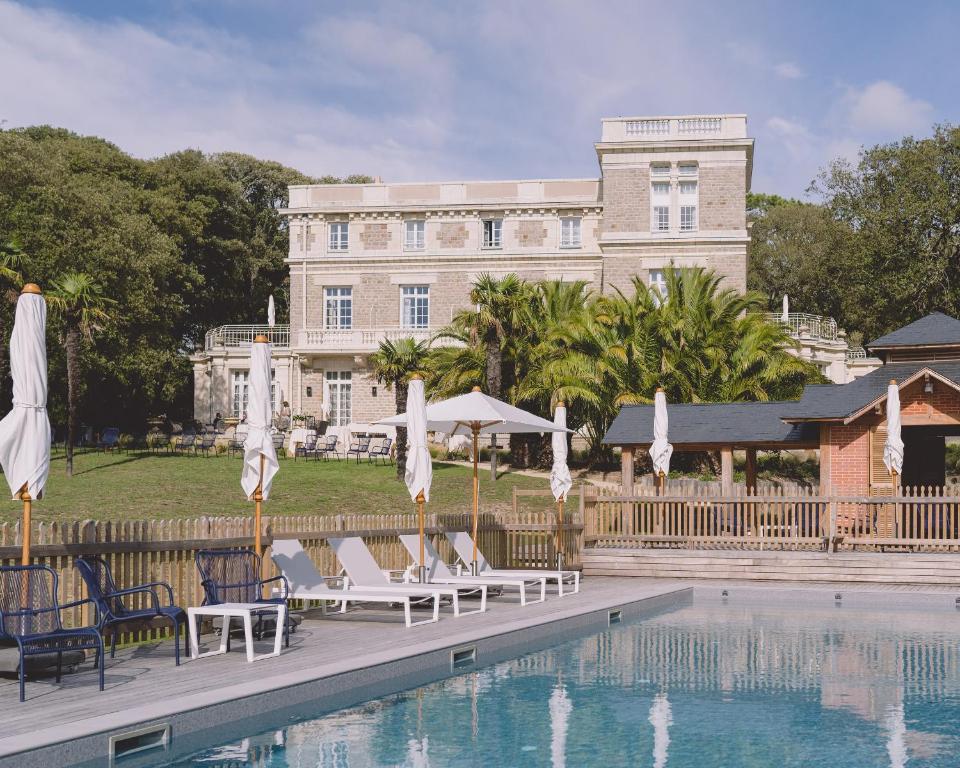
[345,436,371,464]
[96,426,121,453]
[195,550,291,647]
[399,535,546,605]
[0,564,104,702]
[367,437,393,465]
[328,537,487,617]
[76,555,186,665]
[445,531,580,597]
[270,539,439,627]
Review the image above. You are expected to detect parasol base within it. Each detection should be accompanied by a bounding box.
[417,565,428,584]
[471,560,479,577]
[556,552,564,571]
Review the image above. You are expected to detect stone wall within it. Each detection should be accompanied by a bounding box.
[699,165,745,231]
[437,222,469,248]
[516,220,547,247]
[600,167,649,234]
[360,223,391,251]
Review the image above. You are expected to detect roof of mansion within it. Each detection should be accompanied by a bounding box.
[868,312,960,351]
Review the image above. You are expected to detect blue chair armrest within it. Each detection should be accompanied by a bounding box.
[59,597,100,629]
[136,580,177,606]
[260,574,289,599]
[106,585,162,612]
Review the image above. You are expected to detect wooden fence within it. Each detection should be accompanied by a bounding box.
[584,485,960,553]
[0,506,583,638]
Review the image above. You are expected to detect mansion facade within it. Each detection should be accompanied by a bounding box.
[190,114,876,427]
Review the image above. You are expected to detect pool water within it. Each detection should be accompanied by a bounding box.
[165,600,960,767]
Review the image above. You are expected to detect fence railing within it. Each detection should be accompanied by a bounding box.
[0,510,582,638]
[765,312,839,342]
[205,324,291,350]
[583,486,960,553]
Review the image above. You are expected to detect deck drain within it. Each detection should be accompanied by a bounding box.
[109,723,170,763]
[608,609,622,625]
[451,646,477,670]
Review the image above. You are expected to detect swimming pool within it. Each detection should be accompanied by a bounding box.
[157,594,960,767]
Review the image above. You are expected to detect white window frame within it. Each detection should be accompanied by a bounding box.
[326,370,352,426]
[404,220,425,250]
[328,222,349,252]
[678,162,699,177]
[401,285,430,329]
[482,218,502,249]
[649,269,668,306]
[679,180,698,232]
[651,178,672,233]
[232,369,277,417]
[560,216,582,248]
[650,164,671,177]
[324,286,353,329]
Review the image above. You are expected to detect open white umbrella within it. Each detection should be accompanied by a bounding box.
[0,284,50,564]
[550,402,573,570]
[267,295,276,328]
[883,379,903,485]
[650,388,673,494]
[377,387,568,573]
[405,376,432,583]
[241,335,280,555]
[781,294,790,323]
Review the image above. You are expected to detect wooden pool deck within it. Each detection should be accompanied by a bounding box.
[0,577,688,766]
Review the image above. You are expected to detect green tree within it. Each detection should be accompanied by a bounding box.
[370,337,430,480]
[48,272,113,477]
[0,237,25,407]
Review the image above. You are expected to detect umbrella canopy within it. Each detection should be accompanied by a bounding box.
[550,403,573,502]
[267,295,275,328]
[241,337,279,500]
[883,379,904,478]
[377,388,567,436]
[650,389,673,478]
[0,286,50,500]
[404,378,432,502]
[781,294,790,322]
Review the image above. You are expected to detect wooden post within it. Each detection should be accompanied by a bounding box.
[417,490,427,583]
[621,447,635,495]
[720,447,734,496]
[745,448,757,494]
[19,484,31,565]
[471,424,480,574]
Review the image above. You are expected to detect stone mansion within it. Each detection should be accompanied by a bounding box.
[190,114,876,427]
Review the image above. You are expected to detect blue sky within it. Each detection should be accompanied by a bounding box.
[2,0,957,197]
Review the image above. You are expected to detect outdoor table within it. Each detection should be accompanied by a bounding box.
[187,602,286,663]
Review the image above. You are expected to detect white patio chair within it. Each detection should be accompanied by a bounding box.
[399,535,546,606]
[271,539,439,627]
[328,537,487,617]
[445,531,580,597]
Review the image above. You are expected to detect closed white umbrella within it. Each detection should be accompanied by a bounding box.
[267,295,276,328]
[0,284,50,564]
[405,376,432,583]
[781,294,789,323]
[649,692,673,768]
[241,335,280,555]
[883,379,903,484]
[549,683,572,768]
[650,388,673,494]
[377,387,569,573]
[550,402,573,570]
[321,375,332,420]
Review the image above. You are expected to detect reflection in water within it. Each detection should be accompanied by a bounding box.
[172,603,960,767]
[649,693,672,768]
[549,684,572,768]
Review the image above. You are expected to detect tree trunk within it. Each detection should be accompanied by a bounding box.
[395,379,408,481]
[509,434,528,468]
[484,332,501,398]
[65,324,80,478]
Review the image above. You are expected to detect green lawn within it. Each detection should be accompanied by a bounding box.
[14,449,556,521]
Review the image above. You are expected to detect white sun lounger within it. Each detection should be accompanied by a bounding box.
[271,538,439,627]
[329,537,487,617]
[399,535,546,606]
[445,531,580,596]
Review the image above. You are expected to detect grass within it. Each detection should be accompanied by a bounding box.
[14,448,556,522]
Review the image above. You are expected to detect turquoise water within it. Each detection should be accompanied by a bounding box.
[166,601,960,767]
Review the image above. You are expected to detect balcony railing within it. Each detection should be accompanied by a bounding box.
[299,327,433,352]
[846,346,867,361]
[766,312,839,343]
[205,325,291,351]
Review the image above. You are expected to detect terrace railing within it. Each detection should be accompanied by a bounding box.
[205,324,291,350]
[583,486,960,553]
[765,312,839,342]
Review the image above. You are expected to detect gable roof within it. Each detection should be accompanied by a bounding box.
[868,312,960,351]
[603,401,819,448]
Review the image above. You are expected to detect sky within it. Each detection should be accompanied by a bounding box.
[1,0,958,198]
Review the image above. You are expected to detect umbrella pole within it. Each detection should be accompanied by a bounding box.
[556,496,564,571]
[254,453,264,556]
[19,484,30,565]
[472,425,480,576]
[417,490,427,584]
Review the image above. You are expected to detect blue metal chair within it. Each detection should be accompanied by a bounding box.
[76,555,186,666]
[0,564,104,702]
[367,437,393,465]
[346,436,371,464]
[195,550,290,647]
[316,434,338,461]
[96,427,121,452]
[294,433,318,461]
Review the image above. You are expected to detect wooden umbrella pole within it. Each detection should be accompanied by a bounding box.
[417,490,426,583]
[472,424,480,575]
[19,483,31,565]
[254,453,264,556]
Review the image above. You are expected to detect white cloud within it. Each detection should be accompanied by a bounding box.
[774,62,804,80]
[840,80,934,136]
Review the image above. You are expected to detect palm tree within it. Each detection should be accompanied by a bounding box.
[370,336,429,480]
[48,272,113,477]
[0,239,25,410]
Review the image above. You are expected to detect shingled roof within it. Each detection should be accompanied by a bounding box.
[868,312,960,351]
[602,401,819,448]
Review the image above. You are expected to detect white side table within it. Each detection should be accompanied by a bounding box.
[187,602,286,663]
